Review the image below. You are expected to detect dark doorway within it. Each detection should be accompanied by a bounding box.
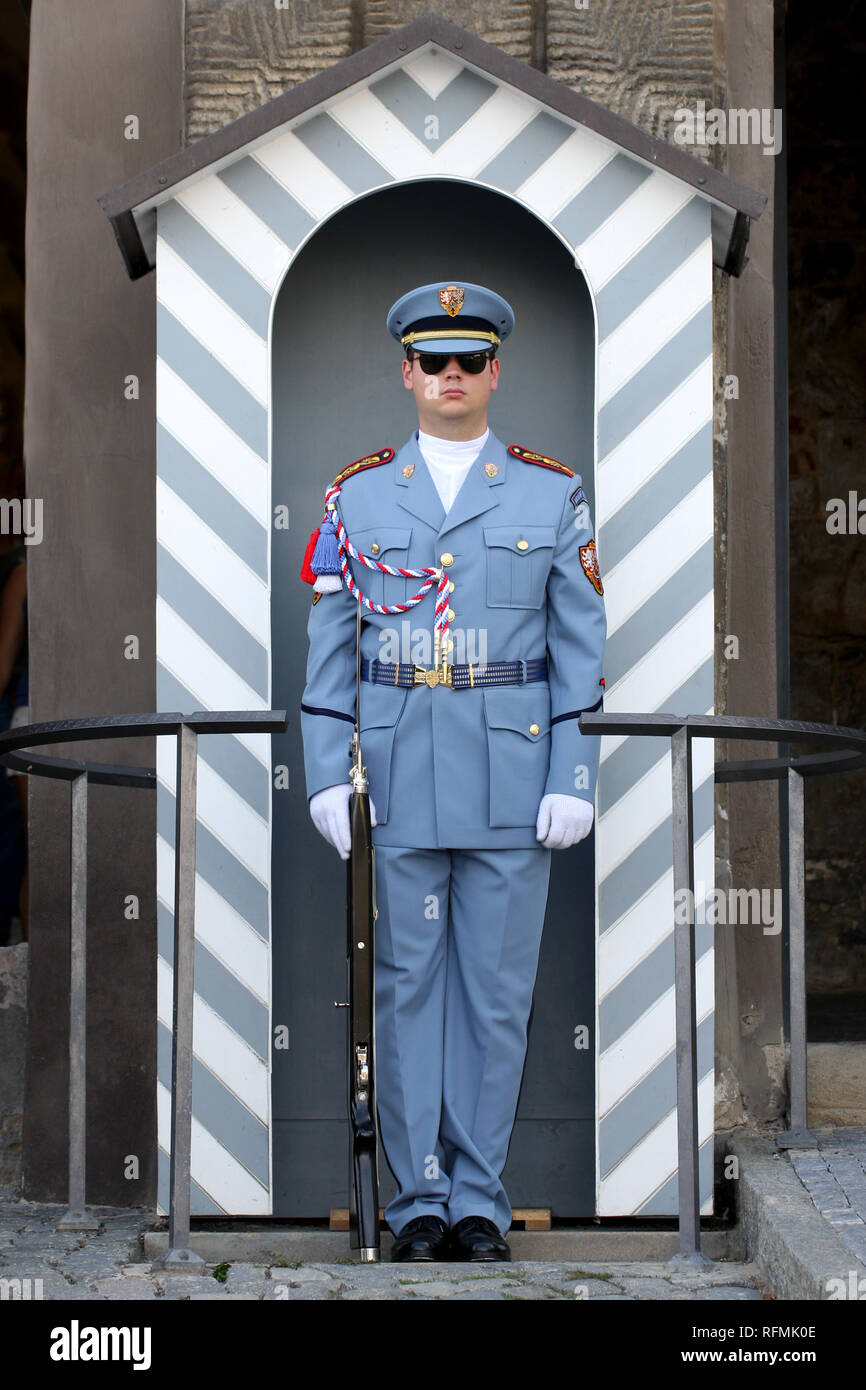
[270,179,598,1217]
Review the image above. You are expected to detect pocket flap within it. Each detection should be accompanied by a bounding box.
[482,525,557,555]
[351,526,412,559]
[482,685,550,738]
[358,680,408,729]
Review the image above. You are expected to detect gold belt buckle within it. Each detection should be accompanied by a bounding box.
[413,662,453,688]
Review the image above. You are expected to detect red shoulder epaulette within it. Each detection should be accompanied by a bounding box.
[331,446,394,487]
[508,443,575,478]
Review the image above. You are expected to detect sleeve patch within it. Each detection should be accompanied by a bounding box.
[579,539,604,595]
[508,443,575,478]
[569,484,587,510]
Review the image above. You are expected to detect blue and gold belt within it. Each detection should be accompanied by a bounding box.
[360,656,548,690]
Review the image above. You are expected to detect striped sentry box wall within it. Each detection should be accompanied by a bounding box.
[154,39,715,1216]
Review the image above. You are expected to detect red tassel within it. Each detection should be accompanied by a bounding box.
[300,527,321,585]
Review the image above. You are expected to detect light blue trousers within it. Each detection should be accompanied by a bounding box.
[373,844,552,1236]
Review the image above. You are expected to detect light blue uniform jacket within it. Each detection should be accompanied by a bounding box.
[301,427,607,849]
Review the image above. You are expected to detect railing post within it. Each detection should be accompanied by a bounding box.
[778,766,815,1147]
[57,771,99,1231]
[667,723,710,1266]
[152,720,206,1273]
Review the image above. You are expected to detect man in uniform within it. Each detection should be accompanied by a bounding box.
[300,281,606,1262]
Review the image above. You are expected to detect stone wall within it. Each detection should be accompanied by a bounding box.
[185,0,718,141]
[0,945,27,1190]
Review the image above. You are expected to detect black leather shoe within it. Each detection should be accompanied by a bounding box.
[390,1215,450,1262]
[450,1215,511,1262]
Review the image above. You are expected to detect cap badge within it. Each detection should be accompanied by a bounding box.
[484,462,499,477]
[439,285,465,317]
[401,462,415,478]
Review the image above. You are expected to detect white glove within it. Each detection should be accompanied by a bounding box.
[536,793,594,849]
[309,782,378,860]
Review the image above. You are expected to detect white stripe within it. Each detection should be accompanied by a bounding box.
[254,129,352,222]
[599,829,714,997]
[604,474,714,636]
[432,85,536,175]
[173,175,291,293]
[598,360,713,517]
[157,360,268,525]
[517,126,615,222]
[403,49,464,99]
[599,951,713,1115]
[330,88,430,176]
[158,740,269,885]
[158,958,269,1121]
[578,171,695,291]
[597,1072,714,1215]
[158,1083,270,1214]
[157,241,268,405]
[157,834,268,1001]
[158,479,269,648]
[599,245,711,402]
[156,599,269,767]
[597,741,714,883]
[604,594,713,715]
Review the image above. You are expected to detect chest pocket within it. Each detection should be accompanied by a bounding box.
[349,527,413,608]
[483,525,557,609]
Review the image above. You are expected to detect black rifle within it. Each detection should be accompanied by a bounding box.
[345,601,380,1261]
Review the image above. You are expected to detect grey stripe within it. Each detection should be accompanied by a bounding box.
[596,196,709,340]
[370,66,497,146]
[158,1147,225,1217]
[157,422,268,581]
[600,1014,714,1176]
[292,111,391,192]
[598,659,714,817]
[158,1022,269,1185]
[599,774,715,930]
[599,302,713,458]
[600,918,714,1052]
[598,423,712,572]
[157,783,269,940]
[218,155,316,252]
[158,901,269,1059]
[478,110,573,190]
[158,543,268,700]
[553,153,651,248]
[157,302,267,459]
[157,197,271,337]
[156,662,270,820]
[603,542,713,688]
[636,1136,713,1215]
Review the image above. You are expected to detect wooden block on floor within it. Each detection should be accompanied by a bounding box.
[329,1207,552,1231]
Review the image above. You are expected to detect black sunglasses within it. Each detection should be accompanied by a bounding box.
[409,350,494,375]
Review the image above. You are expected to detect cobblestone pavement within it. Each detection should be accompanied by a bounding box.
[0,1198,769,1301]
[787,1127,866,1267]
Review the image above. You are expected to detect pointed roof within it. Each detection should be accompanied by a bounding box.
[98,11,765,280]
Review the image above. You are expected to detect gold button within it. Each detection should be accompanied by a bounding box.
[440,551,454,567]
[448,580,455,593]
[447,608,455,621]
[517,539,529,551]
[370,542,380,555]
[529,723,540,736]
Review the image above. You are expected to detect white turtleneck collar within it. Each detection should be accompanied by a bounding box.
[416,426,490,513]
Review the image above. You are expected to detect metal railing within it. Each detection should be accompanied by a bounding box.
[579,711,866,1266]
[0,710,287,1273]
[3,707,860,1268]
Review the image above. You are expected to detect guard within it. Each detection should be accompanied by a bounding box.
[300,280,607,1261]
